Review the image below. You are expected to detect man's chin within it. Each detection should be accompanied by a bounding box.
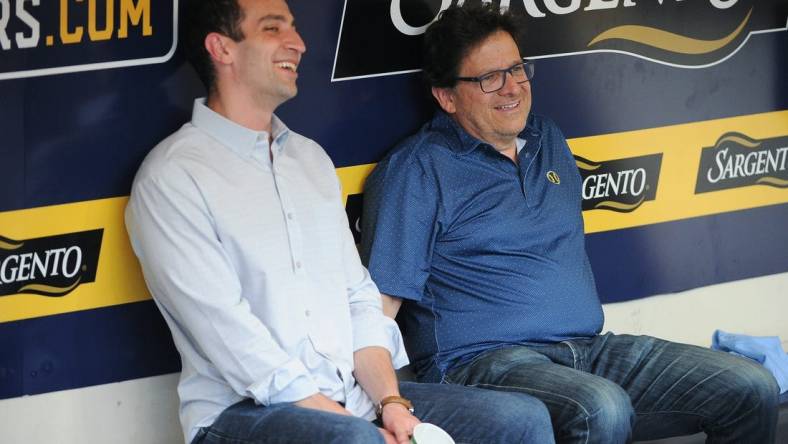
[274,86,298,104]
[503,120,528,137]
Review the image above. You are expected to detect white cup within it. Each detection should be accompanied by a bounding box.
[411,423,455,444]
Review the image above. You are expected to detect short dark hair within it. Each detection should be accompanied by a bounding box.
[181,0,246,92]
[423,5,523,89]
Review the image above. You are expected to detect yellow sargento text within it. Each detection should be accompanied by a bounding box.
[0,0,152,50]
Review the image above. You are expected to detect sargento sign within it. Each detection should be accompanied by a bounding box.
[333,0,787,80]
[0,0,176,80]
[695,132,788,194]
[575,153,662,212]
[0,229,102,297]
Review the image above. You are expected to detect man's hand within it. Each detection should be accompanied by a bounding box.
[378,427,398,444]
[294,393,352,416]
[381,403,421,444]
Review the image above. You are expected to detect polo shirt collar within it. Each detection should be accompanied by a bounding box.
[191,98,290,158]
[430,110,541,155]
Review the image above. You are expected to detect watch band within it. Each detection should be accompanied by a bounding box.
[376,395,415,418]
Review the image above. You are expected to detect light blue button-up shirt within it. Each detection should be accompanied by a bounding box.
[126,99,408,443]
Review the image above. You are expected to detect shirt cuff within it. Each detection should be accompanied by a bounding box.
[246,358,320,405]
[352,311,410,369]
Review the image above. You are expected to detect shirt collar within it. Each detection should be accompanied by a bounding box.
[191,98,290,158]
[430,110,541,156]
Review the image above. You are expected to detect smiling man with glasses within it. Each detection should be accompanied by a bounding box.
[361,4,779,444]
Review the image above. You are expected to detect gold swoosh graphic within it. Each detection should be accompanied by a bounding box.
[575,159,602,171]
[714,134,762,149]
[0,238,24,250]
[588,8,752,55]
[18,277,82,296]
[594,194,647,212]
[756,177,788,188]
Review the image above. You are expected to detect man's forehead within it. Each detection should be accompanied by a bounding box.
[241,0,294,21]
[460,31,521,73]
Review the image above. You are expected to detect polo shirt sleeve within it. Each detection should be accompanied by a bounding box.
[126,163,319,406]
[360,154,439,302]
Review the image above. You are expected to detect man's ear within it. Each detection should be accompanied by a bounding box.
[431,86,457,114]
[204,32,234,66]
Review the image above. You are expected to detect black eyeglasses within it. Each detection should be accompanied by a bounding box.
[455,59,535,93]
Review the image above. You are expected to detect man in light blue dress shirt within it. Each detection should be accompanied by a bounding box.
[125,1,554,443]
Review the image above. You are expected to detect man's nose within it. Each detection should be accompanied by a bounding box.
[498,71,521,95]
[285,28,307,55]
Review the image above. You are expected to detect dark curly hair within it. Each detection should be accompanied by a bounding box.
[423,4,523,89]
[181,0,246,93]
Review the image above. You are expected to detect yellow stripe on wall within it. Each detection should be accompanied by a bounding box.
[1,111,786,324]
[339,110,788,233]
[337,163,376,199]
[571,111,788,233]
[0,198,151,323]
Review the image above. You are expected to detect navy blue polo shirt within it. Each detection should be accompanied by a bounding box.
[361,111,603,382]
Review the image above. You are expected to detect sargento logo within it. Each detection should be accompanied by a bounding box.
[575,153,662,212]
[332,0,787,81]
[695,132,788,194]
[0,229,102,297]
[0,0,176,80]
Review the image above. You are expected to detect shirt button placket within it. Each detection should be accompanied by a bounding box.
[281,197,304,274]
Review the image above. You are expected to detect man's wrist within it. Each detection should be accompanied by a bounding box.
[376,395,414,418]
[382,402,411,416]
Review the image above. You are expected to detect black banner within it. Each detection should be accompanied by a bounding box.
[333,0,787,80]
[0,229,103,297]
[345,193,364,244]
[695,132,788,194]
[576,153,662,212]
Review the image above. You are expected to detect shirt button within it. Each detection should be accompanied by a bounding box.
[296,261,302,269]
[305,310,311,317]
[287,213,293,220]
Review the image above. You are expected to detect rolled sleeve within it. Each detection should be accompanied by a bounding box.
[349,293,409,370]
[251,358,320,405]
[339,204,409,369]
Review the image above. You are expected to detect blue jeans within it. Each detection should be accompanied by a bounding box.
[191,381,554,444]
[445,333,779,444]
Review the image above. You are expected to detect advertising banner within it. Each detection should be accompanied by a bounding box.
[0,0,786,401]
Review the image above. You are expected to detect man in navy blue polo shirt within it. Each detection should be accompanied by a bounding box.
[361,5,779,444]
